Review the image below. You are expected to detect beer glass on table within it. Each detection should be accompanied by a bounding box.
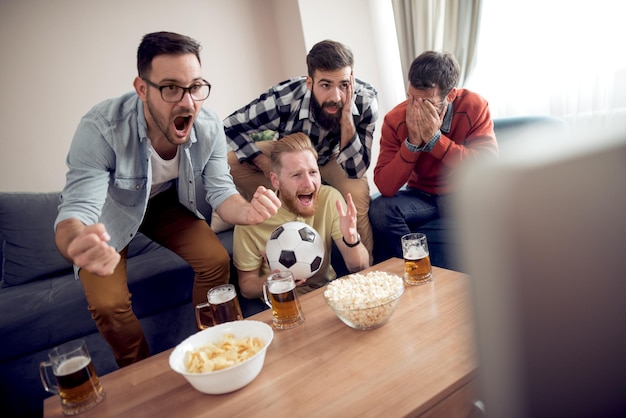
[262,271,305,329]
[39,339,105,415]
[195,284,243,329]
[401,233,433,285]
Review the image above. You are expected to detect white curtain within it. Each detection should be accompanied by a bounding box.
[391,0,483,88]
[466,0,626,133]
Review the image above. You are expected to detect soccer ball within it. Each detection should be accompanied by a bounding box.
[265,221,325,280]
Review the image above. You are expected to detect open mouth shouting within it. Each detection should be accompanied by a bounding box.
[290,189,318,218]
[281,187,319,218]
[173,113,193,139]
[298,191,316,207]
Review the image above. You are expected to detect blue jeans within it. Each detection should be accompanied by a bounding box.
[369,188,449,263]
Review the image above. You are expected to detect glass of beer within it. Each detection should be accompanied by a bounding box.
[39,339,105,415]
[195,284,244,329]
[401,233,433,285]
[262,271,305,329]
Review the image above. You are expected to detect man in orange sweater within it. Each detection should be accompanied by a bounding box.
[370,51,498,263]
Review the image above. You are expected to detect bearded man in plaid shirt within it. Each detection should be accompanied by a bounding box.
[224,40,379,255]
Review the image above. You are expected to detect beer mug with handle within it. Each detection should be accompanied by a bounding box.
[262,271,305,329]
[401,232,433,285]
[195,284,243,329]
[39,339,105,415]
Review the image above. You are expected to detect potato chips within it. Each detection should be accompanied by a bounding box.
[184,333,265,373]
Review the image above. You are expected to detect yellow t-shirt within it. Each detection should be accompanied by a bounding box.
[233,185,344,291]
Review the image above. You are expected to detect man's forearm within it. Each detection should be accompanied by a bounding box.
[340,121,357,150]
[54,218,86,261]
[216,195,247,225]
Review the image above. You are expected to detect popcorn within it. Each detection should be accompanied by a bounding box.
[324,271,404,329]
[324,271,404,309]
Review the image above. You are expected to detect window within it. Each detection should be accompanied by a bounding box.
[466,0,626,131]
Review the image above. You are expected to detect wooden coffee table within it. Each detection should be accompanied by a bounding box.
[44,258,478,417]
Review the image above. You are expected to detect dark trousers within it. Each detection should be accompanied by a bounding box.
[370,188,450,264]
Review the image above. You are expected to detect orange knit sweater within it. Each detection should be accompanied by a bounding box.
[374,89,498,196]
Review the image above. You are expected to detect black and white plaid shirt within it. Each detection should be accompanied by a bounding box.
[223,77,378,179]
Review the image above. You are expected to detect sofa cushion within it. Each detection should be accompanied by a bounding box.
[0,192,72,287]
[0,272,94,362]
[0,234,194,362]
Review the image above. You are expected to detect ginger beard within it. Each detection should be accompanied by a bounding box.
[273,149,322,218]
[279,184,320,218]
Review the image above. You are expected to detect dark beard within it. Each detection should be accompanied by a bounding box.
[146,97,192,145]
[311,93,342,132]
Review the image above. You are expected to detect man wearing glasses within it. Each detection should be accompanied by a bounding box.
[54,32,280,367]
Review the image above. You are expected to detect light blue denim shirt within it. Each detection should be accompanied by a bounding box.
[55,92,239,253]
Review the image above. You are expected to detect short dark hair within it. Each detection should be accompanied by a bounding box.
[306,40,353,78]
[137,31,202,78]
[408,51,460,97]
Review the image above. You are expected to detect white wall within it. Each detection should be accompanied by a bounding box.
[297,0,405,193]
[0,0,403,193]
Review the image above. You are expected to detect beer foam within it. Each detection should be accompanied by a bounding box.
[56,356,90,376]
[405,247,428,260]
[208,288,236,304]
[268,280,295,294]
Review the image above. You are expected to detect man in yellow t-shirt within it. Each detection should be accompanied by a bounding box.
[233,133,370,299]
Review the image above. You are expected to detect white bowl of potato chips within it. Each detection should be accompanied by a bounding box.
[169,320,273,394]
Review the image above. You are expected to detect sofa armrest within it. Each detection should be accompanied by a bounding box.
[0,192,72,287]
[494,115,569,144]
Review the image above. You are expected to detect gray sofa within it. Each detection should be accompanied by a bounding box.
[0,189,263,418]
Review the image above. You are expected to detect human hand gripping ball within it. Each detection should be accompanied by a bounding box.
[265,222,325,282]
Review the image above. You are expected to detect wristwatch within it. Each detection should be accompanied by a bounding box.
[342,233,361,248]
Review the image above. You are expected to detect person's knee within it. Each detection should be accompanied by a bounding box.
[193,250,231,303]
[197,244,230,279]
[369,196,390,231]
[215,249,231,276]
[227,150,239,167]
[331,176,370,213]
[214,244,230,267]
[88,296,132,320]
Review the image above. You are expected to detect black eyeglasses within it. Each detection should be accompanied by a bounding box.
[142,78,211,103]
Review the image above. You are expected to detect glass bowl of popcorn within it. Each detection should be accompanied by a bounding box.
[323,271,405,330]
[169,320,273,394]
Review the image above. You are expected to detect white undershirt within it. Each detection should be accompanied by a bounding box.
[149,144,180,198]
